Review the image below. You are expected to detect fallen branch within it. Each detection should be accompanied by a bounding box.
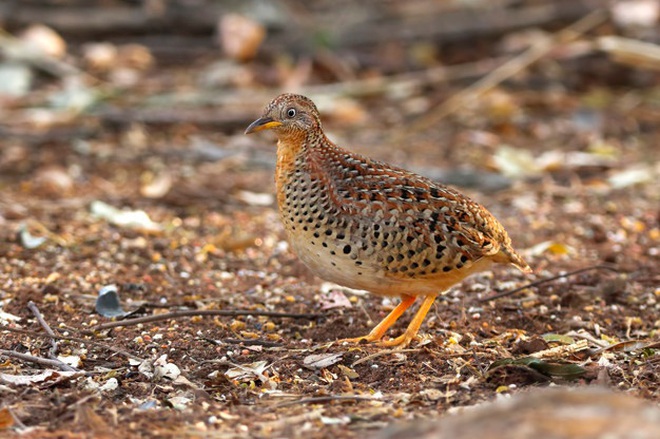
[2,326,144,361]
[274,394,382,408]
[352,348,421,366]
[0,349,77,371]
[478,264,620,302]
[408,9,608,133]
[27,301,78,372]
[87,309,319,332]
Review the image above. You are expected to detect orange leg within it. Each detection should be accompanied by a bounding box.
[378,295,436,348]
[340,294,417,344]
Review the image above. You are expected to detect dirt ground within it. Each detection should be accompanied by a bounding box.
[1,2,659,438]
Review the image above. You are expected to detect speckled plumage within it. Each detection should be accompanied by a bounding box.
[246,93,531,347]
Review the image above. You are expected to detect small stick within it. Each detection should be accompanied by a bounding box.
[478,264,620,302]
[88,309,319,332]
[2,326,144,362]
[27,301,78,372]
[275,395,381,408]
[0,349,77,371]
[408,9,608,133]
[352,348,421,366]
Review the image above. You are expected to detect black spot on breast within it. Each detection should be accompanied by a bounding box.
[410,262,419,269]
[343,245,351,254]
[422,259,431,267]
[460,254,468,263]
[407,250,415,258]
[442,266,451,272]
[386,255,394,263]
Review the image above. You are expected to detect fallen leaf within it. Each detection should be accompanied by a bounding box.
[303,353,343,369]
[91,200,161,232]
[225,361,269,382]
[0,370,78,385]
[219,14,265,62]
[0,407,15,429]
[153,354,181,381]
[95,284,129,318]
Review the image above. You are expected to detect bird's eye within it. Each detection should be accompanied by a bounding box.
[286,108,296,118]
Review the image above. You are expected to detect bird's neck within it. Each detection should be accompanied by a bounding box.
[275,130,334,204]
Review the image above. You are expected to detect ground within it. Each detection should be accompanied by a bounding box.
[0,2,659,438]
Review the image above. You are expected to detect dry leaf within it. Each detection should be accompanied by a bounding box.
[303,353,343,369]
[219,14,266,62]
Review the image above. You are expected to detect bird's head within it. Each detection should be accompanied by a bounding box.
[245,94,322,139]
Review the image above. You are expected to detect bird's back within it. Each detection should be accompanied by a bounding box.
[276,134,530,296]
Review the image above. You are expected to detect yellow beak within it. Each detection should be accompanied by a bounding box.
[245,117,283,134]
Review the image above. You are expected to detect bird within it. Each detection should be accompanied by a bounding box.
[245,93,531,347]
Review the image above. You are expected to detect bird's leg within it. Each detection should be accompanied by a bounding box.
[340,294,416,344]
[378,295,436,348]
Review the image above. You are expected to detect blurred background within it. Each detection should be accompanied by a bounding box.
[1,0,658,209]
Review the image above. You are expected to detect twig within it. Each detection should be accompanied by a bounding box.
[27,301,78,372]
[204,338,283,348]
[303,57,507,99]
[2,326,144,361]
[27,301,59,358]
[352,348,421,366]
[407,9,608,133]
[0,349,77,371]
[87,309,319,332]
[478,264,620,302]
[275,395,381,408]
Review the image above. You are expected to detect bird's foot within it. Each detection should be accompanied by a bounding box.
[376,332,419,348]
[338,332,420,348]
[337,334,381,345]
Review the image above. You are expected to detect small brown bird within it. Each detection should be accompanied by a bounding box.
[246,94,531,347]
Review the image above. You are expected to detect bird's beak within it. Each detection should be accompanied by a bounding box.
[245,117,282,134]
